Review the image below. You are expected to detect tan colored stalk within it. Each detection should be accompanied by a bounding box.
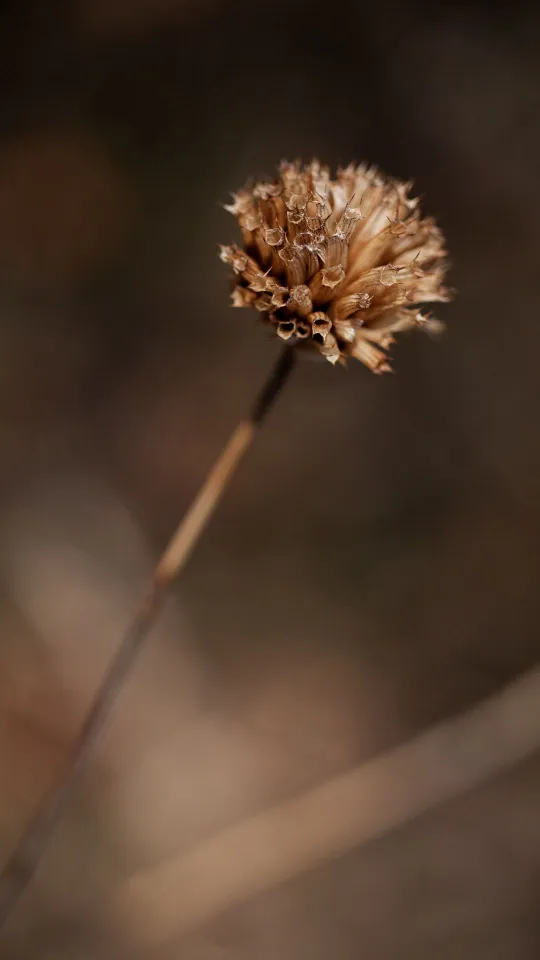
[0,345,296,932]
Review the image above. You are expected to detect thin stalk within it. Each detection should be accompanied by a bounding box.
[0,345,296,931]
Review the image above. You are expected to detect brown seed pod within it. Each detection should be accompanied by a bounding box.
[221,160,450,371]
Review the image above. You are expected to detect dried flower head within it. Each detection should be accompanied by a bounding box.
[220,160,450,372]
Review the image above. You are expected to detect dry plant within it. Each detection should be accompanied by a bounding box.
[221,159,449,369]
[0,159,450,932]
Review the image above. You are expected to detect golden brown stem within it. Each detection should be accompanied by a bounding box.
[0,345,296,932]
[154,420,255,585]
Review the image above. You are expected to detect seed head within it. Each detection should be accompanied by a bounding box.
[220,160,450,372]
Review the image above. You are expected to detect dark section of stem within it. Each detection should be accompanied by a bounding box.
[250,345,296,425]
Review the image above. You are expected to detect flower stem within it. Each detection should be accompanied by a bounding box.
[0,344,296,931]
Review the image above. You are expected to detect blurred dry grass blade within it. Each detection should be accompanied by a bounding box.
[116,664,540,946]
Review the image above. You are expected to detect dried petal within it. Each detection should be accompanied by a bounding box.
[333,319,356,343]
[319,234,348,269]
[231,287,257,308]
[330,293,372,323]
[287,284,313,318]
[278,244,307,287]
[254,294,273,312]
[350,338,392,373]
[295,319,311,339]
[309,264,345,304]
[249,273,270,293]
[270,286,289,308]
[277,319,297,341]
[318,332,341,365]
[309,311,332,341]
[264,225,286,247]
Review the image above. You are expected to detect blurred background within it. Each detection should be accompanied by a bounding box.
[0,0,539,956]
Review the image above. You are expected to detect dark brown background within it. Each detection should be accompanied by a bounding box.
[0,1,539,957]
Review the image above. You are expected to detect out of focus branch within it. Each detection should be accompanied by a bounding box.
[116,664,540,945]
